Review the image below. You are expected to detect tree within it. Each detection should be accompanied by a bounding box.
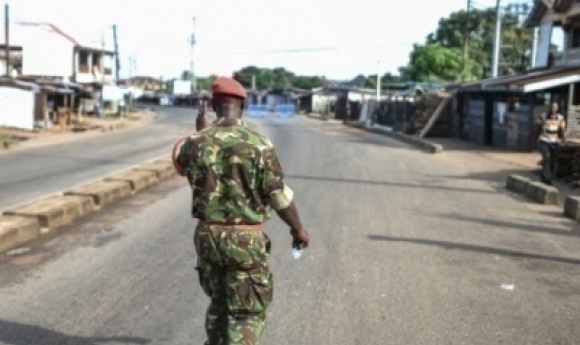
[402,8,533,81]
[196,75,217,91]
[181,70,192,81]
[405,44,463,81]
[233,66,324,90]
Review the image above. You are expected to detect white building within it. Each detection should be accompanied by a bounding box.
[0,22,115,85]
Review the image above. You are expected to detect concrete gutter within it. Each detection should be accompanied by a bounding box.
[506,174,560,205]
[0,156,177,256]
[305,113,443,153]
[344,121,444,154]
[503,174,580,224]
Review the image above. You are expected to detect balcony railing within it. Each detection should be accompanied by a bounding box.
[78,64,90,73]
[552,48,580,67]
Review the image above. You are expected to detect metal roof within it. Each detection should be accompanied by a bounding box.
[459,66,580,92]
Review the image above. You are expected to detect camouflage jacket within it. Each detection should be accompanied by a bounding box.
[176,117,293,223]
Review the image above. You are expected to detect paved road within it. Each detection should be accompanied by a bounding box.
[1,114,579,345]
[0,106,197,212]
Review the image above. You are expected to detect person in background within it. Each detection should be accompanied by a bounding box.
[533,101,566,185]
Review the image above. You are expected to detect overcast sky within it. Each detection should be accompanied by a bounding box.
[11,0,524,80]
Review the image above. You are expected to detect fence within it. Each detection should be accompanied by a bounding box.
[247,104,269,117]
[247,104,296,117]
[274,104,296,117]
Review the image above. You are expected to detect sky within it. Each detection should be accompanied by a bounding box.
[10,0,521,81]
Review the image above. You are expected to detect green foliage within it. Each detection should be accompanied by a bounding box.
[196,75,217,91]
[402,7,533,81]
[233,66,324,90]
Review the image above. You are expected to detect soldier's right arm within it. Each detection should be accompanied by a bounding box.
[176,138,197,184]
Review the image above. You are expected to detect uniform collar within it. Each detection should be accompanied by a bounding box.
[215,117,244,127]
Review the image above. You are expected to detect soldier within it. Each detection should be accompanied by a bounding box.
[174,76,310,345]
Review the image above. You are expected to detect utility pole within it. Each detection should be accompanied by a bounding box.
[376,60,381,101]
[491,0,502,77]
[530,26,538,68]
[190,16,197,92]
[461,0,473,82]
[112,24,120,84]
[4,3,9,77]
[501,1,533,71]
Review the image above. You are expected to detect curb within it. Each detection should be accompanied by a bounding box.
[64,180,132,210]
[306,114,331,121]
[345,123,443,154]
[4,195,96,233]
[505,174,559,205]
[564,196,580,221]
[0,216,41,254]
[104,170,159,193]
[0,155,177,256]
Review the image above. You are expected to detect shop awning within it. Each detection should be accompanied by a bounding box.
[523,74,580,93]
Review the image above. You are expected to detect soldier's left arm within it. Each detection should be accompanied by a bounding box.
[259,146,294,211]
[260,146,309,248]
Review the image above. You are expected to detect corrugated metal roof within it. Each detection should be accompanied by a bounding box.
[460,66,580,92]
[525,1,550,28]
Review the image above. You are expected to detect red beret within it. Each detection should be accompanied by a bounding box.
[212,77,247,99]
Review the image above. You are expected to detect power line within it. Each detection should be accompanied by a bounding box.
[197,43,413,56]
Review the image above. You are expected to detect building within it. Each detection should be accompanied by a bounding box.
[0,22,115,85]
[449,0,580,151]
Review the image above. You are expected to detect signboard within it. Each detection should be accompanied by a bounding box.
[102,85,125,101]
[497,102,507,124]
[173,80,191,95]
[0,87,35,130]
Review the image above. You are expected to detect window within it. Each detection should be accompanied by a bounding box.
[572,82,580,106]
[78,51,88,65]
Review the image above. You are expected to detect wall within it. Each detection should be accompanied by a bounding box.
[0,87,35,130]
[12,25,73,78]
[465,97,487,145]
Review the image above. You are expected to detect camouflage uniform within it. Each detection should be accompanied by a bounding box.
[177,117,293,345]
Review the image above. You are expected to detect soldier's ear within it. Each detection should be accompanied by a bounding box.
[239,100,245,117]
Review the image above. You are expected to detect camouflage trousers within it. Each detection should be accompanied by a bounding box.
[194,223,273,345]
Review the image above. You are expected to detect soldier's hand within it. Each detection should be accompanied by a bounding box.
[291,228,309,249]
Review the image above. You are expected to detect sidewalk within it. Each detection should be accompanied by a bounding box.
[307,114,580,204]
[0,109,155,153]
[431,138,541,171]
[306,113,343,123]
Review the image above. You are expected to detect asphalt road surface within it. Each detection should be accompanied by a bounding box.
[1,111,579,345]
[0,106,198,212]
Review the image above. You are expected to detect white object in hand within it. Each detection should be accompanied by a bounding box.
[292,248,303,259]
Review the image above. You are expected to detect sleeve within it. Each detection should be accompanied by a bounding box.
[260,146,294,211]
[175,138,196,182]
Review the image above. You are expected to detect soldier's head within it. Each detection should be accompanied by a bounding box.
[211,77,247,119]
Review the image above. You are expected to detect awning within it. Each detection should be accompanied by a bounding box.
[459,66,580,93]
[523,74,580,93]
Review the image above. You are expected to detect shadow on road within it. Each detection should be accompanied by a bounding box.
[0,319,151,345]
[436,213,580,237]
[367,234,580,266]
[287,174,496,195]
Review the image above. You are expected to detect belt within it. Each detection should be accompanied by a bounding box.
[198,220,263,231]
